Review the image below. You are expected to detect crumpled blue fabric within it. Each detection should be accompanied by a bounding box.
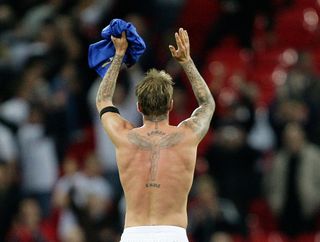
[88,18,146,77]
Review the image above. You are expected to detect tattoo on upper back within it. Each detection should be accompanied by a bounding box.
[127,128,183,188]
[96,55,123,103]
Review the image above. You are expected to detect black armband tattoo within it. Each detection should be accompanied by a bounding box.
[99,106,120,119]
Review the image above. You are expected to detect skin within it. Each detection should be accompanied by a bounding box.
[96,28,215,228]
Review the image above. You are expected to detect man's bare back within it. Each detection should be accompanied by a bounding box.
[95,27,215,241]
[116,120,197,228]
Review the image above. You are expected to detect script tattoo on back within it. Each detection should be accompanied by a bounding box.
[127,126,183,188]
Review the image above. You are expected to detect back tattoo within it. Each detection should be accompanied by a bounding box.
[127,126,183,188]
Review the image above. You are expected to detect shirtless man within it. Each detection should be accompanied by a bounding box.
[96,28,215,242]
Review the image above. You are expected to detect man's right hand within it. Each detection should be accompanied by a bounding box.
[169,28,191,63]
[111,31,128,56]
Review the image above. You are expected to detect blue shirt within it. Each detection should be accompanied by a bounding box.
[88,18,146,78]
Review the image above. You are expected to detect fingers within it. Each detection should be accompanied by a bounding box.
[176,28,189,49]
[111,31,126,41]
[175,32,183,49]
[183,29,189,45]
[169,27,189,59]
[179,28,188,45]
[168,45,177,57]
[121,31,126,39]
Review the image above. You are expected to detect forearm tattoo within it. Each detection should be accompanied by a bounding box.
[127,127,183,188]
[96,54,123,103]
[181,59,215,138]
[181,59,212,105]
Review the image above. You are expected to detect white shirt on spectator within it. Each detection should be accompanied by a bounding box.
[0,123,17,163]
[55,171,113,207]
[0,98,29,126]
[18,123,58,193]
[54,170,113,240]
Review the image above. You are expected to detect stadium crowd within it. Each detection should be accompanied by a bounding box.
[0,0,320,241]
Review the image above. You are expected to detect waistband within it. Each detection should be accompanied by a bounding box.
[123,225,186,234]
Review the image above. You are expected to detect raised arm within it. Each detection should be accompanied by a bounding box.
[169,28,215,141]
[96,32,127,110]
[95,32,134,145]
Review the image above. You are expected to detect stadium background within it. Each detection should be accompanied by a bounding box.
[0,0,320,241]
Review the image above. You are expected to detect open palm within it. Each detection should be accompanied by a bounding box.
[169,28,191,63]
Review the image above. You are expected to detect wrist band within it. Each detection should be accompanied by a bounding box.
[100,106,120,119]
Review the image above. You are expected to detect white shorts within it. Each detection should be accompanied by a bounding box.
[120,225,189,242]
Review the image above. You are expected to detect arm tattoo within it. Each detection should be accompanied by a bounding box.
[181,59,212,105]
[96,54,123,103]
[180,59,215,138]
[127,130,183,188]
[185,106,209,138]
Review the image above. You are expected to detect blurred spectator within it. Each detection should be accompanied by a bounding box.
[47,61,84,159]
[210,232,234,242]
[0,78,30,130]
[248,107,276,152]
[74,0,115,34]
[88,66,142,200]
[52,157,79,209]
[272,51,320,145]
[53,154,115,242]
[0,162,19,241]
[269,98,311,148]
[203,0,274,51]
[169,84,191,125]
[17,104,59,218]
[0,104,19,241]
[60,226,85,242]
[188,175,242,241]
[0,122,17,159]
[6,198,50,242]
[151,0,186,34]
[124,13,156,71]
[0,0,320,241]
[0,4,15,35]
[205,123,262,222]
[55,16,82,63]
[20,0,60,39]
[209,70,257,133]
[265,122,320,237]
[277,51,320,101]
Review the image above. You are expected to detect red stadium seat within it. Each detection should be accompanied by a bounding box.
[249,47,299,106]
[250,232,289,242]
[249,63,281,107]
[176,0,219,56]
[275,7,320,49]
[291,0,320,10]
[294,233,317,242]
[248,198,278,232]
[254,47,298,69]
[311,47,320,74]
[203,46,252,82]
